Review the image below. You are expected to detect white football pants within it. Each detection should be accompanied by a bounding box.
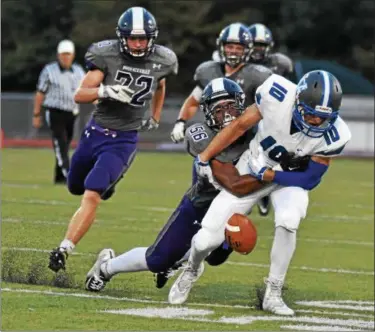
[192,149,309,254]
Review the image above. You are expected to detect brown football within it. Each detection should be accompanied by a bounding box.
[224,213,257,255]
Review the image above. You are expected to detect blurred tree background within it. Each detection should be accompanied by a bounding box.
[1,0,374,94]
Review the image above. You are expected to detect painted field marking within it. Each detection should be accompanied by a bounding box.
[2,246,374,276]
[2,288,374,330]
[280,324,368,331]
[296,300,374,312]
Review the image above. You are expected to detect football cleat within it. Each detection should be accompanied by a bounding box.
[85,248,115,292]
[48,247,68,272]
[262,277,295,316]
[168,261,204,304]
[257,195,271,216]
[154,262,184,289]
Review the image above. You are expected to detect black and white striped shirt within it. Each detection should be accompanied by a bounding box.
[37,61,85,113]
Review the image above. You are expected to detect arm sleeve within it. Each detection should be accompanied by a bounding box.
[36,66,49,93]
[273,159,328,190]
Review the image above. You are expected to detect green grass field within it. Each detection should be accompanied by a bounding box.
[1,148,374,331]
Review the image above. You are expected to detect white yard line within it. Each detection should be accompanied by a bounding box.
[296,301,374,312]
[2,246,374,276]
[295,309,374,319]
[225,261,374,276]
[1,287,252,309]
[280,324,368,331]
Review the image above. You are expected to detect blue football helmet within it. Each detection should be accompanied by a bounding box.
[200,78,246,130]
[248,23,274,62]
[216,23,253,68]
[293,70,342,138]
[116,7,158,58]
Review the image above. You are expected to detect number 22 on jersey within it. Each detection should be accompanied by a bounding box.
[115,70,154,107]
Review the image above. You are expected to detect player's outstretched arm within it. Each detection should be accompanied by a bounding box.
[199,104,263,162]
[260,156,331,190]
[151,79,166,123]
[74,70,105,103]
[211,160,264,197]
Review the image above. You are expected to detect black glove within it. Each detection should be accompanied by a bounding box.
[280,152,311,172]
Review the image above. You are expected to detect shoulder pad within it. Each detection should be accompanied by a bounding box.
[314,117,352,157]
[84,39,119,72]
[194,61,222,89]
[152,45,178,75]
[270,53,294,74]
[255,74,296,117]
[184,123,214,157]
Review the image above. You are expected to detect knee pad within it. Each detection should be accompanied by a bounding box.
[193,227,224,254]
[84,166,111,197]
[274,209,302,232]
[145,249,172,273]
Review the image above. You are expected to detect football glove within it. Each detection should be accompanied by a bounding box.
[98,84,134,104]
[194,155,215,184]
[248,147,268,180]
[140,117,159,131]
[170,120,186,143]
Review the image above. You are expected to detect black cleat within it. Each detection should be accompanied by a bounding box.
[257,196,271,216]
[48,247,68,272]
[154,262,183,289]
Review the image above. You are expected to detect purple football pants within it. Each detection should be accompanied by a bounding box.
[67,119,138,200]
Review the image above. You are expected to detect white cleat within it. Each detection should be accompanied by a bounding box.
[168,261,205,304]
[262,278,295,316]
[85,248,115,292]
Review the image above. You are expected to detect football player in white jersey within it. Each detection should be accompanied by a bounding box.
[168,70,351,316]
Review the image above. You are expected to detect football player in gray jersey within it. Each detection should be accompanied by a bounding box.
[85,78,266,293]
[248,23,293,79]
[213,23,294,79]
[170,23,272,143]
[48,6,178,273]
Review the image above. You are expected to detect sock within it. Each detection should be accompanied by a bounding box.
[59,239,75,254]
[105,247,148,276]
[189,234,211,271]
[268,226,297,284]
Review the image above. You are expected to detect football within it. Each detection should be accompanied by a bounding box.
[224,213,257,255]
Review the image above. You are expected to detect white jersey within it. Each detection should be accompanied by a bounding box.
[251,74,352,168]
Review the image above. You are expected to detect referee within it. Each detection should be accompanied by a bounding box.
[33,40,85,184]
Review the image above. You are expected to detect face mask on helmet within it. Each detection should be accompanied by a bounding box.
[201,95,244,130]
[293,102,339,138]
[116,7,158,58]
[217,24,253,68]
[250,42,271,62]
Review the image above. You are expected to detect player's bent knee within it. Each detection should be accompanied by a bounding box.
[274,209,302,232]
[84,166,111,196]
[193,228,224,253]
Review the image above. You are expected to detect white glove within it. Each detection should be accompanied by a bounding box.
[194,155,215,183]
[140,117,159,131]
[98,84,134,104]
[170,120,186,143]
[248,147,269,180]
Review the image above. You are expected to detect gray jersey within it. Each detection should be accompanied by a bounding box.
[193,61,272,106]
[184,122,255,208]
[85,39,178,131]
[264,53,294,78]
